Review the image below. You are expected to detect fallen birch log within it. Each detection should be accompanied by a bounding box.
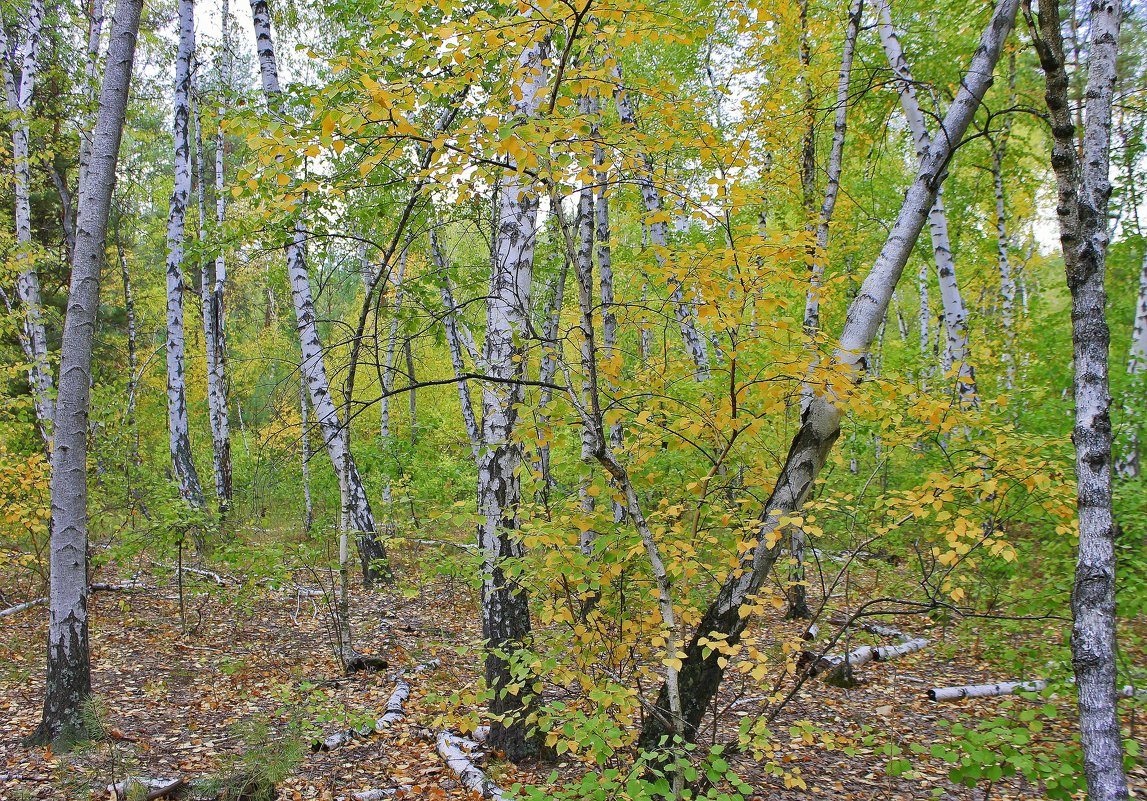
[0,597,46,619]
[315,660,439,750]
[4,582,152,620]
[107,777,188,800]
[346,787,413,801]
[828,613,910,641]
[436,731,503,800]
[929,680,1045,701]
[929,680,1146,702]
[873,637,930,661]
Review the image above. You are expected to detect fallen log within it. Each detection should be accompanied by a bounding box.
[873,637,929,661]
[108,777,187,800]
[436,731,503,800]
[928,680,1045,701]
[929,680,1146,701]
[347,787,413,801]
[0,597,46,619]
[374,680,410,731]
[4,582,152,621]
[314,660,438,751]
[828,613,910,641]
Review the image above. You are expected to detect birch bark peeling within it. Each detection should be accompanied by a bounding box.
[637,0,1018,748]
[248,0,389,585]
[1029,0,1129,796]
[876,0,977,406]
[165,0,207,515]
[477,33,549,762]
[31,0,143,746]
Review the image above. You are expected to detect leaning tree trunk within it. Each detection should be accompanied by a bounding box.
[1117,247,1147,478]
[611,63,710,380]
[876,0,977,407]
[1030,1,1130,798]
[165,0,207,517]
[636,0,1018,748]
[30,0,142,747]
[477,33,549,763]
[0,0,53,449]
[248,0,389,586]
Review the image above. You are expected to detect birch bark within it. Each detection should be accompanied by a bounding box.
[1029,1,1129,796]
[1117,247,1147,478]
[165,0,207,515]
[0,0,53,448]
[790,0,862,621]
[429,230,481,457]
[248,0,389,585]
[876,0,977,406]
[31,0,142,746]
[477,33,549,762]
[611,64,710,380]
[637,0,1017,746]
[205,0,233,510]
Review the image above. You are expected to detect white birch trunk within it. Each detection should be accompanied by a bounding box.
[1032,1,1129,797]
[477,33,549,762]
[32,0,142,746]
[611,64,710,380]
[205,0,233,509]
[429,229,481,458]
[1117,247,1147,478]
[249,0,388,585]
[994,54,1017,389]
[301,378,314,534]
[638,0,1018,747]
[0,0,53,448]
[380,247,409,524]
[876,0,977,406]
[165,0,207,514]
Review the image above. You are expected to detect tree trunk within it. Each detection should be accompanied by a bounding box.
[30,0,142,747]
[534,244,568,505]
[611,63,710,380]
[477,34,549,763]
[248,0,389,586]
[165,0,207,517]
[876,0,977,407]
[430,229,481,458]
[789,0,862,622]
[380,247,409,532]
[1117,247,1147,478]
[1029,0,1129,797]
[1,0,53,449]
[301,379,314,534]
[636,0,1018,747]
[204,0,233,512]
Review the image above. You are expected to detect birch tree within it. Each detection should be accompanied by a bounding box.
[612,63,711,380]
[789,0,863,621]
[165,0,207,515]
[1118,247,1147,478]
[476,32,549,762]
[1028,0,1130,796]
[635,0,1018,747]
[876,0,978,407]
[203,0,234,511]
[248,0,389,586]
[30,0,143,746]
[0,0,53,449]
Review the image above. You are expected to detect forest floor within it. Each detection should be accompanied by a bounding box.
[1,556,1144,801]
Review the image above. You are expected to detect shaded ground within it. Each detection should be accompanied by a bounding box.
[1,561,1143,800]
